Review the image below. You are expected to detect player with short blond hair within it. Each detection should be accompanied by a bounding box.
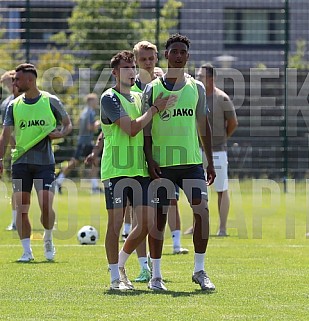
[129,41,189,284]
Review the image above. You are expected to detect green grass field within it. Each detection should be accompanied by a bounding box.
[0,179,308,320]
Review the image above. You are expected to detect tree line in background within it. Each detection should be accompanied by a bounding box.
[0,0,182,162]
[0,0,181,110]
[1,0,309,138]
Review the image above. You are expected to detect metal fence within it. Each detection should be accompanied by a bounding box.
[1,0,309,179]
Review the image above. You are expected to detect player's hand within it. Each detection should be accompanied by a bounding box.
[85,153,96,165]
[147,159,161,179]
[48,129,63,140]
[206,164,216,186]
[153,92,177,112]
[94,120,101,129]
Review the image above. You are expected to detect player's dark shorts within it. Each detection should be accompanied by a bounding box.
[152,164,208,207]
[12,163,56,193]
[73,143,93,161]
[103,176,153,210]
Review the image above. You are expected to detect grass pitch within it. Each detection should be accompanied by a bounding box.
[0,179,308,320]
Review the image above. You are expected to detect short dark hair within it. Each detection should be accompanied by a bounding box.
[200,63,217,78]
[15,63,38,78]
[165,33,190,50]
[110,51,135,68]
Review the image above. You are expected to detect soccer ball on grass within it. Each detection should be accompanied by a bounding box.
[77,225,98,245]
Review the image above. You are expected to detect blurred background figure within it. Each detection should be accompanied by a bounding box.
[1,70,21,231]
[197,63,238,236]
[56,93,101,194]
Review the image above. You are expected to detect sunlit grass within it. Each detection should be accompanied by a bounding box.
[0,179,308,320]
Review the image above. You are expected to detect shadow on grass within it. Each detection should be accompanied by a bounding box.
[104,288,216,297]
[209,234,241,238]
[163,252,190,256]
[14,260,60,264]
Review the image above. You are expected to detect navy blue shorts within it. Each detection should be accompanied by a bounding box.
[152,164,208,207]
[103,176,153,210]
[74,143,93,161]
[12,163,56,193]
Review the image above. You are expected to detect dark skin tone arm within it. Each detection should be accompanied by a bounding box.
[84,131,104,165]
[197,114,215,185]
[144,122,161,179]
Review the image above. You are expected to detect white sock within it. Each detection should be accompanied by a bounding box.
[21,238,32,253]
[122,223,131,235]
[138,256,149,270]
[171,230,181,250]
[151,258,162,279]
[109,263,120,282]
[12,210,17,225]
[194,252,205,273]
[91,178,99,189]
[118,249,130,268]
[57,172,65,185]
[44,229,53,242]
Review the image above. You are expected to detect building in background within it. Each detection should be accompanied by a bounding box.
[1,0,309,179]
[1,0,309,69]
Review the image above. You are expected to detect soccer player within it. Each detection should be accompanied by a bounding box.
[100,51,176,290]
[0,70,20,231]
[197,63,238,236]
[0,63,72,262]
[56,93,101,194]
[143,34,216,291]
[1,70,17,121]
[131,41,189,283]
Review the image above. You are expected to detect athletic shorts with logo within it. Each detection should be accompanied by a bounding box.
[12,163,56,193]
[103,176,154,209]
[153,164,208,207]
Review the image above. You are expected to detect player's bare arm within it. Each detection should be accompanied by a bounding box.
[226,117,238,138]
[143,123,161,179]
[197,115,216,185]
[48,114,72,140]
[0,125,13,174]
[115,93,177,137]
[84,131,104,165]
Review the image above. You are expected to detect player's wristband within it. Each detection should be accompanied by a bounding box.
[153,105,159,113]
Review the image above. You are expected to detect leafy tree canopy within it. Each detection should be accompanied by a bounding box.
[53,0,141,71]
[52,0,182,71]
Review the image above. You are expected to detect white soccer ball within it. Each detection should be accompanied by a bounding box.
[77,225,98,245]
